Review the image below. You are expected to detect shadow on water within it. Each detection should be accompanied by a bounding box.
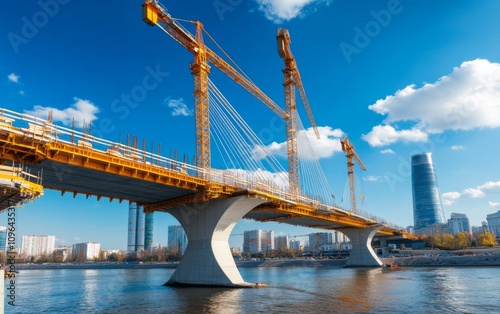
[162,287,244,313]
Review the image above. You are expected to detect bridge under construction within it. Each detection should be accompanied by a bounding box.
[0,0,417,287]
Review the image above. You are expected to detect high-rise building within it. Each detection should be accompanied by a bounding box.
[472,222,488,237]
[144,212,154,251]
[0,226,7,252]
[72,242,101,260]
[411,152,444,229]
[127,203,154,253]
[486,210,500,237]
[447,213,471,235]
[243,230,274,254]
[289,238,301,251]
[21,235,55,258]
[168,225,188,254]
[274,235,289,251]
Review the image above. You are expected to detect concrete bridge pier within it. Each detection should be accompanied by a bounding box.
[166,195,268,287]
[341,225,384,267]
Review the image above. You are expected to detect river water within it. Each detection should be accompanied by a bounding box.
[4,266,499,313]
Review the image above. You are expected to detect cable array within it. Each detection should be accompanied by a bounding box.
[295,114,336,205]
[208,78,289,191]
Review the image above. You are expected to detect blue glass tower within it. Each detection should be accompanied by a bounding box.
[144,213,154,251]
[127,203,153,253]
[411,152,444,229]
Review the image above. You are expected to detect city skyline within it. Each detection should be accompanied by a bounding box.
[1,1,500,250]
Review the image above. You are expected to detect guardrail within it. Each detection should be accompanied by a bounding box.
[0,108,405,231]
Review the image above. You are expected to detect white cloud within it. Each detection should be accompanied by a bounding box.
[462,188,485,198]
[25,98,99,128]
[450,145,464,151]
[8,73,20,83]
[167,98,192,117]
[442,192,460,206]
[477,181,500,193]
[442,192,461,201]
[441,181,500,205]
[363,175,386,182]
[362,125,428,147]
[222,168,289,190]
[254,0,330,23]
[489,201,500,208]
[364,59,500,146]
[380,148,395,155]
[253,126,344,160]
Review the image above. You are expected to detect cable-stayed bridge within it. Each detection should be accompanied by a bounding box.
[0,107,413,287]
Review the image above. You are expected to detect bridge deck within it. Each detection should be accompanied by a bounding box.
[0,108,413,238]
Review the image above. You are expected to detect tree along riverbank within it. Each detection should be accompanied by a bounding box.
[380,247,500,266]
[13,248,500,270]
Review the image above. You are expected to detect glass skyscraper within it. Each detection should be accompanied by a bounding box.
[127,203,154,253]
[411,152,444,229]
[167,225,188,254]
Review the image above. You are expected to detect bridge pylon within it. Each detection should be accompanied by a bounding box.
[165,195,269,287]
[340,225,384,267]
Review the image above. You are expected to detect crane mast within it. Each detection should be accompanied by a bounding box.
[142,0,286,170]
[340,136,366,214]
[277,28,320,195]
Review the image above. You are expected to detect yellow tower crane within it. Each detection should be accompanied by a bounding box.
[340,136,366,214]
[142,0,286,170]
[276,28,320,195]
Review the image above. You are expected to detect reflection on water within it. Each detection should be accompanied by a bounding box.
[5,266,499,313]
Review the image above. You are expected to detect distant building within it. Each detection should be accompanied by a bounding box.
[447,213,471,235]
[0,226,7,252]
[486,210,500,237]
[243,230,274,254]
[127,203,154,253]
[144,211,154,251]
[72,242,101,260]
[54,246,73,262]
[414,223,449,236]
[289,238,301,251]
[274,235,289,251]
[305,232,341,253]
[332,230,349,244]
[168,225,188,254]
[411,152,444,230]
[406,226,414,234]
[21,235,55,258]
[472,222,489,236]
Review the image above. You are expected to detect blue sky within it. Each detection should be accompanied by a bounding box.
[1,0,500,250]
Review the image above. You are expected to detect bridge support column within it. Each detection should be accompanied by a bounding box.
[341,225,384,267]
[166,195,268,287]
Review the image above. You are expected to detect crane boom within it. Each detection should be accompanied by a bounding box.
[340,136,366,214]
[142,1,286,169]
[277,28,320,195]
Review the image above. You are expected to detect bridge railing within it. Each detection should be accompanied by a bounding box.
[0,108,405,232]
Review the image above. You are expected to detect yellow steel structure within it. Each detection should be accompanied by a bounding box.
[340,136,366,214]
[277,28,320,195]
[0,109,417,238]
[0,164,44,211]
[142,1,286,170]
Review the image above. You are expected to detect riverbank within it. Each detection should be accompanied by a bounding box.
[12,248,500,270]
[381,248,500,266]
[15,262,178,270]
